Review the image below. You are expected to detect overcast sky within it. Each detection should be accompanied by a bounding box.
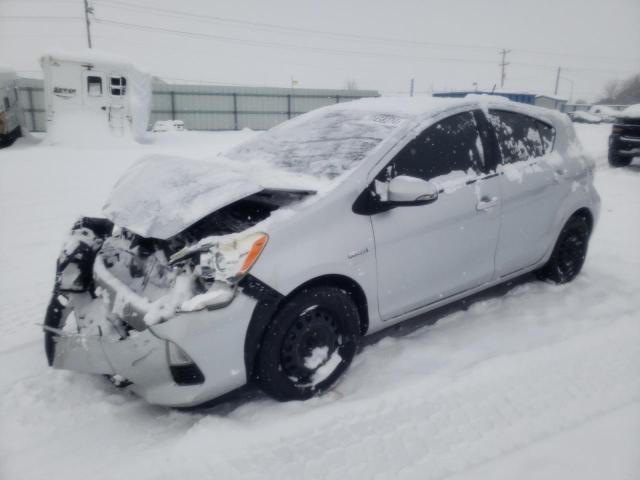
[1,0,639,101]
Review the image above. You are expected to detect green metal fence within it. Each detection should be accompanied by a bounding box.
[17,80,379,132]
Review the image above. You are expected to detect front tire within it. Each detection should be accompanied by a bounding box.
[255,286,360,401]
[608,149,632,168]
[537,215,591,284]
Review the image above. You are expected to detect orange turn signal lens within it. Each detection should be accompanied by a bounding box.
[237,233,268,278]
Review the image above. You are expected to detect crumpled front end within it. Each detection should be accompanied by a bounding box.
[43,211,276,405]
[45,185,311,405]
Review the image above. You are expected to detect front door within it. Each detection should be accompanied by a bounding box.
[371,111,502,321]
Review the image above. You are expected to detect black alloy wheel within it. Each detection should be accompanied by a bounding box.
[538,215,590,284]
[255,286,360,401]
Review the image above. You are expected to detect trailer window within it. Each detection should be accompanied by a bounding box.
[87,76,103,96]
[110,76,127,96]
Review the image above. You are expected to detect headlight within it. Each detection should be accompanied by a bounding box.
[200,232,268,283]
[171,232,268,312]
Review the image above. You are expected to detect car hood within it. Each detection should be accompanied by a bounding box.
[103,155,266,239]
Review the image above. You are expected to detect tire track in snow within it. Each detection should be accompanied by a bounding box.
[155,315,640,480]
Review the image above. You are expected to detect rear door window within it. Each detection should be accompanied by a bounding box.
[488,110,545,163]
[536,120,556,153]
[380,111,484,182]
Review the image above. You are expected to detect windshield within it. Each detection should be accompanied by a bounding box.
[225,107,409,179]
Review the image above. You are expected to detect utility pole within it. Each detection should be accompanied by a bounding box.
[83,0,93,48]
[554,66,562,95]
[499,48,511,88]
[409,78,415,97]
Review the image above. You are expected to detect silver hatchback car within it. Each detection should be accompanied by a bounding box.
[45,96,600,407]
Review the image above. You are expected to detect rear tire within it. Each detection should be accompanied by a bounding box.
[255,286,360,401]
[537,215,590,284]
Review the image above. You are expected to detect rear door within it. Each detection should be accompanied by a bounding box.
[371,110,502,321]
[488,110,563,277]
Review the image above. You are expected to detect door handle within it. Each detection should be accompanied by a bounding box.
[476,196,499,211]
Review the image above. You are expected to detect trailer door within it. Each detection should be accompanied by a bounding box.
[108,75,127,137]
[81,71,107,113]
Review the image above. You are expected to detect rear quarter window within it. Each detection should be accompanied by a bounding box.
[535,120,556,153]
[488,110,550,163]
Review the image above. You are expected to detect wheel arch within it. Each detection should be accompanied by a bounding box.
[569,206,594,234]
[242,273,369,381]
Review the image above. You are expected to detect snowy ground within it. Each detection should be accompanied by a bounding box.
[1,124,639,479]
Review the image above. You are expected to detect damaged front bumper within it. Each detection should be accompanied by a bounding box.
[45,218,259,407]
[48,289,258,407]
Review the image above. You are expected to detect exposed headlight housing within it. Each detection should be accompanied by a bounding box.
[196,232,269,283]
[171,232,268,312]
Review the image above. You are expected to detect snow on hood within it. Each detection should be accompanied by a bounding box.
[103,156,263,239]
[103,154,328,239]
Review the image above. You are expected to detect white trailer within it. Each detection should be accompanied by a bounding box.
[0,65,23,148]
[40,50,151,144]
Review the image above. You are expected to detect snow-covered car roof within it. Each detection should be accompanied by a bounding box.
[320,95,564,125]
[225,95,565,179]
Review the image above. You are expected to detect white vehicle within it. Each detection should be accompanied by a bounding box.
[0,66,22,147]
[152,119,186,132]
[570,110,602,124]
[40,50,151,142]
[588,105,619,123]
[44,97,600,407]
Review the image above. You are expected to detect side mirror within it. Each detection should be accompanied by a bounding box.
[352,175,439,215]
[386,175,439,204]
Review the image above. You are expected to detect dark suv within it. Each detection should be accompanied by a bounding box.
[609,105,640,167]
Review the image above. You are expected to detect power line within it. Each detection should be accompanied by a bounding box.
[0,15,83,20]
[92,17,638,77]
[93,0,503,53]
[510,61,634,76]
[93,0,639,64]
[93,18,504,66]
[0,0,79,3]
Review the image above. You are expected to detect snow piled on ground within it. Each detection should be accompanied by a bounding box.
[1,124,639,479]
